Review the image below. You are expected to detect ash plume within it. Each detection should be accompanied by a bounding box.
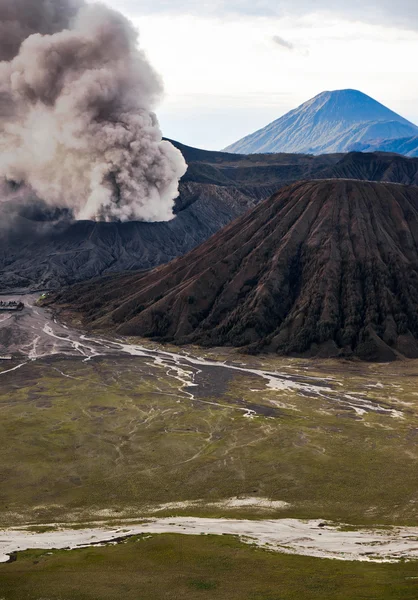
[0,0,187,222]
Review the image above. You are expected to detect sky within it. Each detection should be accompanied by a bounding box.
[99,1,418,150]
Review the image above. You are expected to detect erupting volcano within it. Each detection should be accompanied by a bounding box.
[0,0,186,222]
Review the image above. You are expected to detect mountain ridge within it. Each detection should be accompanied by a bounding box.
[4,145,418,292]
[350,135,418,157]
[224,89,418,155]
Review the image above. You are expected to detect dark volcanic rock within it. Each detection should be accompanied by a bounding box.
[0,144,338,291]
[4,141,418,291]
[51,179,418,361]
[317,151,418,184]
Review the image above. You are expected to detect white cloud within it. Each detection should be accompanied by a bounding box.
[131,13,418,148]
[86,3,418,149]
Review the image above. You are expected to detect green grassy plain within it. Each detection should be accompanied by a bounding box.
[1,533,418,600]
[0,352,418,526]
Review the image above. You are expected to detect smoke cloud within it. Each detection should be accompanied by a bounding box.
[0,0,187,222]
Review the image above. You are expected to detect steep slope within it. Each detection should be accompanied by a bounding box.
[51,180,418,361]
[317,151,418,184]
[225,90,418,155]
[0,146,339,291]
[4,145,418,292]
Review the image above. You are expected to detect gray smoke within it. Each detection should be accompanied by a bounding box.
[0,0,187,222]
[0,0,82,61]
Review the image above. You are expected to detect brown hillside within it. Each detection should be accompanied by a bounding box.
[51,179,418,360]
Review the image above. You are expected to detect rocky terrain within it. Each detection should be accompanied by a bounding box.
[4,142,418,291]
[225,89,418,155]
[50,179,418,361]
[0,142,338,291]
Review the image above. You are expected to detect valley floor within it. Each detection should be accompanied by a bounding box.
[1,296,418,597]
[3,533,418,600]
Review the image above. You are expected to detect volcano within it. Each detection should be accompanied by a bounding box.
[4,144,418,292]
[51,179,418,360]
[225,89,418,155]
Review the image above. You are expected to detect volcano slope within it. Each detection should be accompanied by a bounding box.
[4,147,418,292]
[51,179,418,361]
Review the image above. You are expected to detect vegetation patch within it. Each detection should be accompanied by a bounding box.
[1,534,418,599]
[1,353,418,528]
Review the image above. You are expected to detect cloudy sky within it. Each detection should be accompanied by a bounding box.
[102,1,418,150]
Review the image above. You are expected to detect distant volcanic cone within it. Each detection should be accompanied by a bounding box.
[52,179,418,360]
